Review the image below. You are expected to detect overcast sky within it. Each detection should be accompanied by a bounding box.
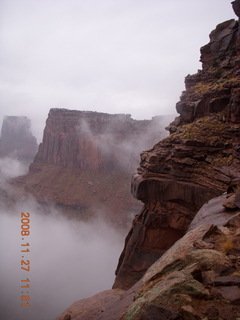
[0,0,236,141]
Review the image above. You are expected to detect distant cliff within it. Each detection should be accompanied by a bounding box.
[32,108,171,172]
[13,109,172,226]
[56,2,240,319]
[0,116,38,162]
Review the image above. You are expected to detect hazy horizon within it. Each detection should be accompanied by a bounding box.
[0,0,235,141]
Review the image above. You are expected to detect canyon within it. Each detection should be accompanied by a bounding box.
[9,110,172,227]
[1,1,240,319]
[56,1,240,319]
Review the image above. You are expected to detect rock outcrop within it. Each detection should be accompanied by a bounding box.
[113,4,240,289]
[174,17,240,125]
[55,2,240,318]
[56,213,240,320]
[32,108,171,172]
[12,109,171,226]
[0,116,38,162]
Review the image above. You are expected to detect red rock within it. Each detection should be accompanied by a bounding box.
[138,304,183,320]
[214,276,240,286]
[232,0,240,19]
[56,3,240,318]
[11,109,172,226]
[223,194,238,209]
[56,223,240,320]
[55,289,125,320]
[200,19,238,69]
[113,10,240,289]
[189,195,240,231]
[205,306,219,320]
[113,206,187,289]
[235,188,240,207]
[217,286,240,304]
[33,108,171,172]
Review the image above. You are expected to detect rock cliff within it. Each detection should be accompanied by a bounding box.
[12,109,171,226]
[32,108,170,172]
[0,116,38,162]
[113,2,240,290]
[56,2,240,318]
[57,211,240,320]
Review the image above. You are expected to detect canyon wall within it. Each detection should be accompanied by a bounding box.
[56,2,240,319]
[13,110,172,226]
[32,108,171,172]
[113,5,240,289]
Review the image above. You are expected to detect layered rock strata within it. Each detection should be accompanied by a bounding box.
[113,4,240,289]
[56,2,240,319]
[13,109,171,226]
[32,108,170,172]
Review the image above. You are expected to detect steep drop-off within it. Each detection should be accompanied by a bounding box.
[113,5,240,290]
[12,110,171,226]
[55,2,240,319]
[56,2,240,319]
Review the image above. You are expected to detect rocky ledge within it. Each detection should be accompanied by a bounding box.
[56,1,240,318]
[57,209,240,320]
[113,2,240,289]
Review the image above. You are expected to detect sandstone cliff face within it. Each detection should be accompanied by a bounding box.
[0,116,38,162]
[175,16,240,125]
[32,108,170,172]
[13,109,171,226]
[56,2,240,319]
[113,5,240,289]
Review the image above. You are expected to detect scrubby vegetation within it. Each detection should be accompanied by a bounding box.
[191,77,240,96]
[163,114,234,144]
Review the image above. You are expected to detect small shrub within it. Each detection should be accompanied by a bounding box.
[222,237,233,254]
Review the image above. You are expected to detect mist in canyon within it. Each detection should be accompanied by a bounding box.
[0,159,124,320]
[77,114,173,172]
[0,112,174,320]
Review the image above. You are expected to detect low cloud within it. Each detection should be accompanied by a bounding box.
[0,164,124,320]
[78,115,173,172]
[0,157,28,182]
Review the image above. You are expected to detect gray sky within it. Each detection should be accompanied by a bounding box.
[0,0,235,141]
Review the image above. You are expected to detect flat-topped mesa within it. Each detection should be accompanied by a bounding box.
[0,116,38,162]
[12,108,172,226]
[31,108,171,173]
[33,108,126,171]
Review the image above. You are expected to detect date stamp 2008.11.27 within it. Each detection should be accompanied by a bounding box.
[20,212,31,307]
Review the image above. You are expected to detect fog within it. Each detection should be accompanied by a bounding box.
[0,0,235,141]
[0,163,124,320]
[0,157,28,181]
[78,115,173,172]
[0,114,174,320]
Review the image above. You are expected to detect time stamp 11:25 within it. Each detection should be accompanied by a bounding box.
[20,212,31,306]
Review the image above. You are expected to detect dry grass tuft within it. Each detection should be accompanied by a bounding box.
[221,237,233,254]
